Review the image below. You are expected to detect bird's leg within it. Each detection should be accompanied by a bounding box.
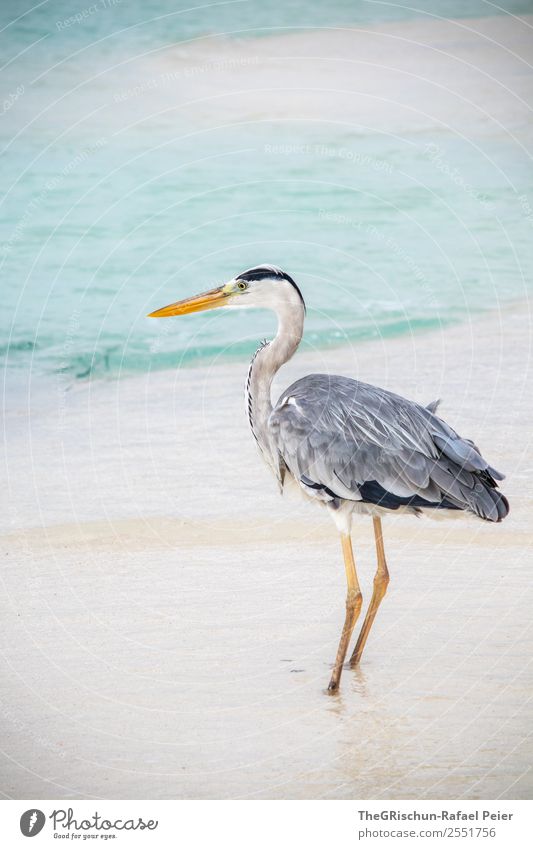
[327,533,363,692]
[350,516,389,667]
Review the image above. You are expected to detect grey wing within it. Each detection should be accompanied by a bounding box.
[268,374,508,522]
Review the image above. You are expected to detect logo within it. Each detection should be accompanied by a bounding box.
[20,810,45,837]
[19,807,158,838]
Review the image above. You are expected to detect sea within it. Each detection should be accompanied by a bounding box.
[1,0,532,388]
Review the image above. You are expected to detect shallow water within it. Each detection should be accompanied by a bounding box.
[1,1,533,385]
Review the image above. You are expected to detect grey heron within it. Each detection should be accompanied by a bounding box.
[148,265,509,691]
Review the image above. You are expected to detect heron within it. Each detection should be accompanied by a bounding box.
[148,265,509,691]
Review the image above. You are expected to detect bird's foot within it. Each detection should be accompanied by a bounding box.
[327,671,342,693]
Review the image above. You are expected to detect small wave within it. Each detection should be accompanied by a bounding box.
[0,339,38,355]
[41,314,455,383]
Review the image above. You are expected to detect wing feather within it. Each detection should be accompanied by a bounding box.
[268,374,508,522]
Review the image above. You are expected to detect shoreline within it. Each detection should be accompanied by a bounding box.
[3,296,532,537]
[3,294,528,419]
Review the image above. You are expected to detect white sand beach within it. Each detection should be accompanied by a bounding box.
[114,12,533,140]
[2,300,532,799]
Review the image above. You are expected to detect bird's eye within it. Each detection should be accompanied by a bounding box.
[237,280,248,291]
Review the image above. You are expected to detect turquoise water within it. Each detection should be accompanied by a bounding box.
[1,0,533,383]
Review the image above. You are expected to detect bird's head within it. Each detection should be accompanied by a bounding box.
[147,265,305,318]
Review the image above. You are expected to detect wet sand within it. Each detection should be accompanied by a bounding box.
[2,300,532,799]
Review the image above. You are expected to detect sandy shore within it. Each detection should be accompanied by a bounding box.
[1,300,532,800]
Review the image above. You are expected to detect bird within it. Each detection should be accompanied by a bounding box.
[148,265,509,691]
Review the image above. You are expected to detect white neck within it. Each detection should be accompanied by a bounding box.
[245,288,305,460]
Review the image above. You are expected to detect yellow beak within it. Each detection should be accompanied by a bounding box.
[147,285,229,318]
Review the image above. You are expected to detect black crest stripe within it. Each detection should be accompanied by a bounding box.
[238,265,305,311]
